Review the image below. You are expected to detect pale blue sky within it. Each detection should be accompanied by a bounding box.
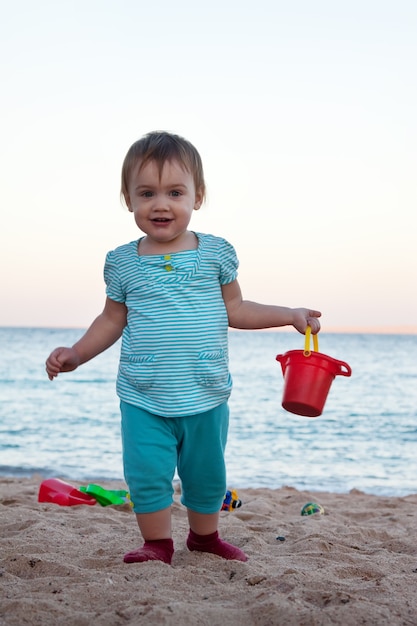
[1,1,416,331]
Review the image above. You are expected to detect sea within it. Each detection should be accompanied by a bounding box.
[1,327,416,497]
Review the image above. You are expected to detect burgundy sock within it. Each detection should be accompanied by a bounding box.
[123,538,174,564]
[186,529,248,562]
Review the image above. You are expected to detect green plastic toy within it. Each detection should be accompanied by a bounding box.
[79,484,131,506]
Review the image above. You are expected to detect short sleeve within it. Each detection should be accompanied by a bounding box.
[218,238,239,285]
[103,250,126,303]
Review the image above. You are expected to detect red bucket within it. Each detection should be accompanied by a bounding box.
[276,328,351,417]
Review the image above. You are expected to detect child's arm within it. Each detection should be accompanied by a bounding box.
[45,297,127,380]
[221,279,321,334]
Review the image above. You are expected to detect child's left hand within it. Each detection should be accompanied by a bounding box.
[292,308,321,335]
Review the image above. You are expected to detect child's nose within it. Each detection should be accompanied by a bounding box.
[154,193,170,210]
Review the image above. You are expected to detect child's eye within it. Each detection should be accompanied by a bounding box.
[170,190,181,197]
[141,191,153,198]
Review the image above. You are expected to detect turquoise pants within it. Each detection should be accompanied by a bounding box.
[120,401,229,514]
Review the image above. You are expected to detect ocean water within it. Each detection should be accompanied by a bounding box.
[1,327,416,496]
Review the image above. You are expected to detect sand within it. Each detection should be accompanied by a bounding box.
[1,477,416,626]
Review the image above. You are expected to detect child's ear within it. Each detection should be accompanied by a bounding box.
[125,196,133,212]
[194,188,204,211]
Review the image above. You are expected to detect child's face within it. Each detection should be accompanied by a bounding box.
[126,159,203,249]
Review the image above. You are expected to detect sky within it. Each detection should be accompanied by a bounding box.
[1,0,416,332]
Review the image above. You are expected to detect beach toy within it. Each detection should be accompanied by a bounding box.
[78,484,130,506]
[276,327,352,417]
[301,502,325,516]
[38,478,97,506]
[221,489,242,511]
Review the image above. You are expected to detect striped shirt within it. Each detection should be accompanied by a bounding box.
[104,232,239,417]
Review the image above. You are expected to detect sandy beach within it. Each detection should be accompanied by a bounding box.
[1,476,416,625]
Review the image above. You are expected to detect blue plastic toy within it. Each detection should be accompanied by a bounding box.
[221,489,242,511]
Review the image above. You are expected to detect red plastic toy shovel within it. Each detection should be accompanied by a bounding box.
[38,478,97,506]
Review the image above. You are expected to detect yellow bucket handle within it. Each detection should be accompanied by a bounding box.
[304,325,319,356]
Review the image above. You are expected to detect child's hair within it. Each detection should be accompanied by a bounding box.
[121,131,206,205]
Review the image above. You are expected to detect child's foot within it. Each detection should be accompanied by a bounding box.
[186,529,248,562]
[123,538,174,564]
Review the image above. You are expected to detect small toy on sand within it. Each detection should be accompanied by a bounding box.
[38,478,130,507]
[78,484,130,506]
[38,478,97,506]
[221,489,242,511]
[301,502,325,516]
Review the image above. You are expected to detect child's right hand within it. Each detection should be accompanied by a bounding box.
[45,347,81,381]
